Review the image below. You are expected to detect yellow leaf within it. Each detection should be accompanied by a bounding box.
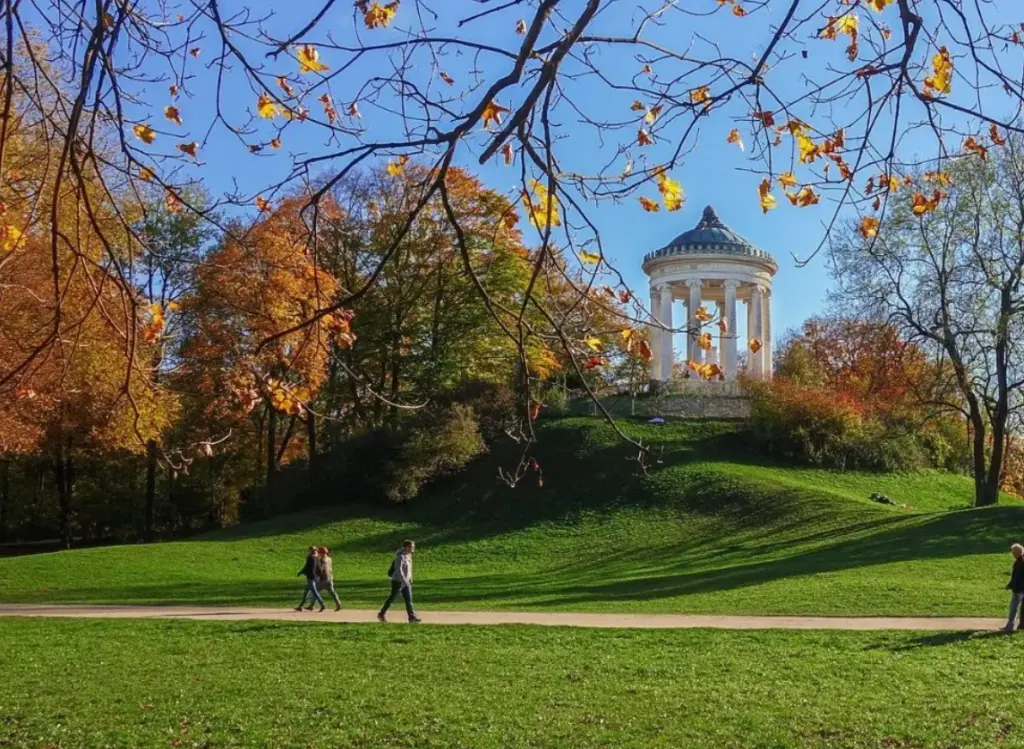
[481,100,510,130]
[579,250,602,264]
[645,105,663,124]
[133,124,156,144]
[257,94,279,119]
[859,216,879,238]
[164,106,182,125]
[297,44,329,73]
[923,171,953,186]
[138,166,155,182]
[797,133,820,164]
[758,178,776,213]
[698,332,713,351]
[912,190,944,217]
[167,301,182,312]
[522,179,561,230]
[0,223,23,252]
[585,337,602,351]
[386,154,409,176]
[923,46,952,96]
[655,170,684,212]
[639,196,661,212]
[690,86,711,105]
[778,171,798,189]
[726,128,744,151]
[694,306,712,323]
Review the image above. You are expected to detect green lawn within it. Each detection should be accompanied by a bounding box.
[2,418,1022,616]
[2,617,1023,748]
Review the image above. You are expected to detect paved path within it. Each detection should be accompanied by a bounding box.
[0,604,1008,631]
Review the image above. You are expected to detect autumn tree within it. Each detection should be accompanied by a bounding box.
[832,139,1024,506]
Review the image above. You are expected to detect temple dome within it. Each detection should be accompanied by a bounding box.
[643,205,777,267]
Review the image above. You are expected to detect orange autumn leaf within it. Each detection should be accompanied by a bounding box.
[718,317,729,333]
[797,133,820,164]
[990,123,1007,146]
[859,216,879,238]
[481,100,510,130]
[619,290,632,304]
[169,83,179,98]
[645,105,663,124]
[138,166,155,182]
[695,306,712,323]
[911,190,944,217]
[133,123,156,144]
[176,141,199,158]
[698,332,713,351]
[963,135,988,160]
[630,100,646,111]
[637,128,654,146]
[655,170,684,211]
[164,106,182,125]
[924,171,953,186]
[753,110,775,127]
[726,128,744,151]
[778,171,798,189]
[515,19,527,35]
[440,72,455,86]
[361,1,399,29]
[277,76,294,96]
[297,44,329,73]
[270,138,282,149]
[690,85,711,105]
[637,339,653,363]
[529,401,542,423]
[639,196,661,212]
[583,356,604,370]
[189,47,200,58]
[501,143,514,166]
[255,196,272,212]
[749,338,762,353]
[786,186,819,207]
[165,190,182,214]
[866,0,894,10]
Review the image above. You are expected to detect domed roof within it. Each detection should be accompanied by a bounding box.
[643,205,777,266]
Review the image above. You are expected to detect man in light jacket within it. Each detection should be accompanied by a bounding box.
[378,538,420,623]
[317,546,342,612]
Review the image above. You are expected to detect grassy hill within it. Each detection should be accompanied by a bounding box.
[2,418,1022,616]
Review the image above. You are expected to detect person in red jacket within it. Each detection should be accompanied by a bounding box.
[1002,543,1024,633]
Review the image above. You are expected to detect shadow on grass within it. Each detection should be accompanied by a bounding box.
[866,631,1008,651]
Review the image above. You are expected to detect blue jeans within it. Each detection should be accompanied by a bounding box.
[299,578,325,608]
[379,580,416,620]
[319,579,341,607]
[1006,592,1024,630]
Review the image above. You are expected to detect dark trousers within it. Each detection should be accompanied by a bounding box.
[379,580,416,620]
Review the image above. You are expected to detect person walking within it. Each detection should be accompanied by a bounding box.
[1003,543,1024,633]
[296,545,326,612]
[317,546,342,612]
[378,539,420,623]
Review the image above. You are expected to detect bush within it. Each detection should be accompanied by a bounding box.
[747,378,949,472]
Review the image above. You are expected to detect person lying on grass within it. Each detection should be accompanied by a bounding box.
[296,545,326,613]
[1002,543,1024,633]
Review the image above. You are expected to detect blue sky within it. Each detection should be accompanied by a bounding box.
[112,0,1020,343]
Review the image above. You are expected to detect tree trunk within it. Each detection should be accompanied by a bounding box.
[306,410,319,483]
[53,437,75,549]
[968,408,992,507]
[265,404,277,516]
[144,439,157,541]
[0,457,9,542]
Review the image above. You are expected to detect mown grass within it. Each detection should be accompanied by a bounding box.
[1,418,1022,616]
[2,617,1023,748]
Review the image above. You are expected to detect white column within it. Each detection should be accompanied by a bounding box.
[686,278,702,365]
[659,285,674,382]
[762,289,773,379]
[723,280,739,380]
[648,286,662,382]
[750,284,764,379]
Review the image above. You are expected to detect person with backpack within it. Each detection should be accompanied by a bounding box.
[378,539,420,623]
[295,545,326,612]
[317,546,342,612]
[1003,543,1024,632]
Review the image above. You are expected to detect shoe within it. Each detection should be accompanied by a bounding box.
[318,604,326,613]
[294,606,304,612]
[334,605,342,612]
[377,613,387,622]
[304,605,314,611]
[409,616,422,624]
[1002,626,1015,633]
